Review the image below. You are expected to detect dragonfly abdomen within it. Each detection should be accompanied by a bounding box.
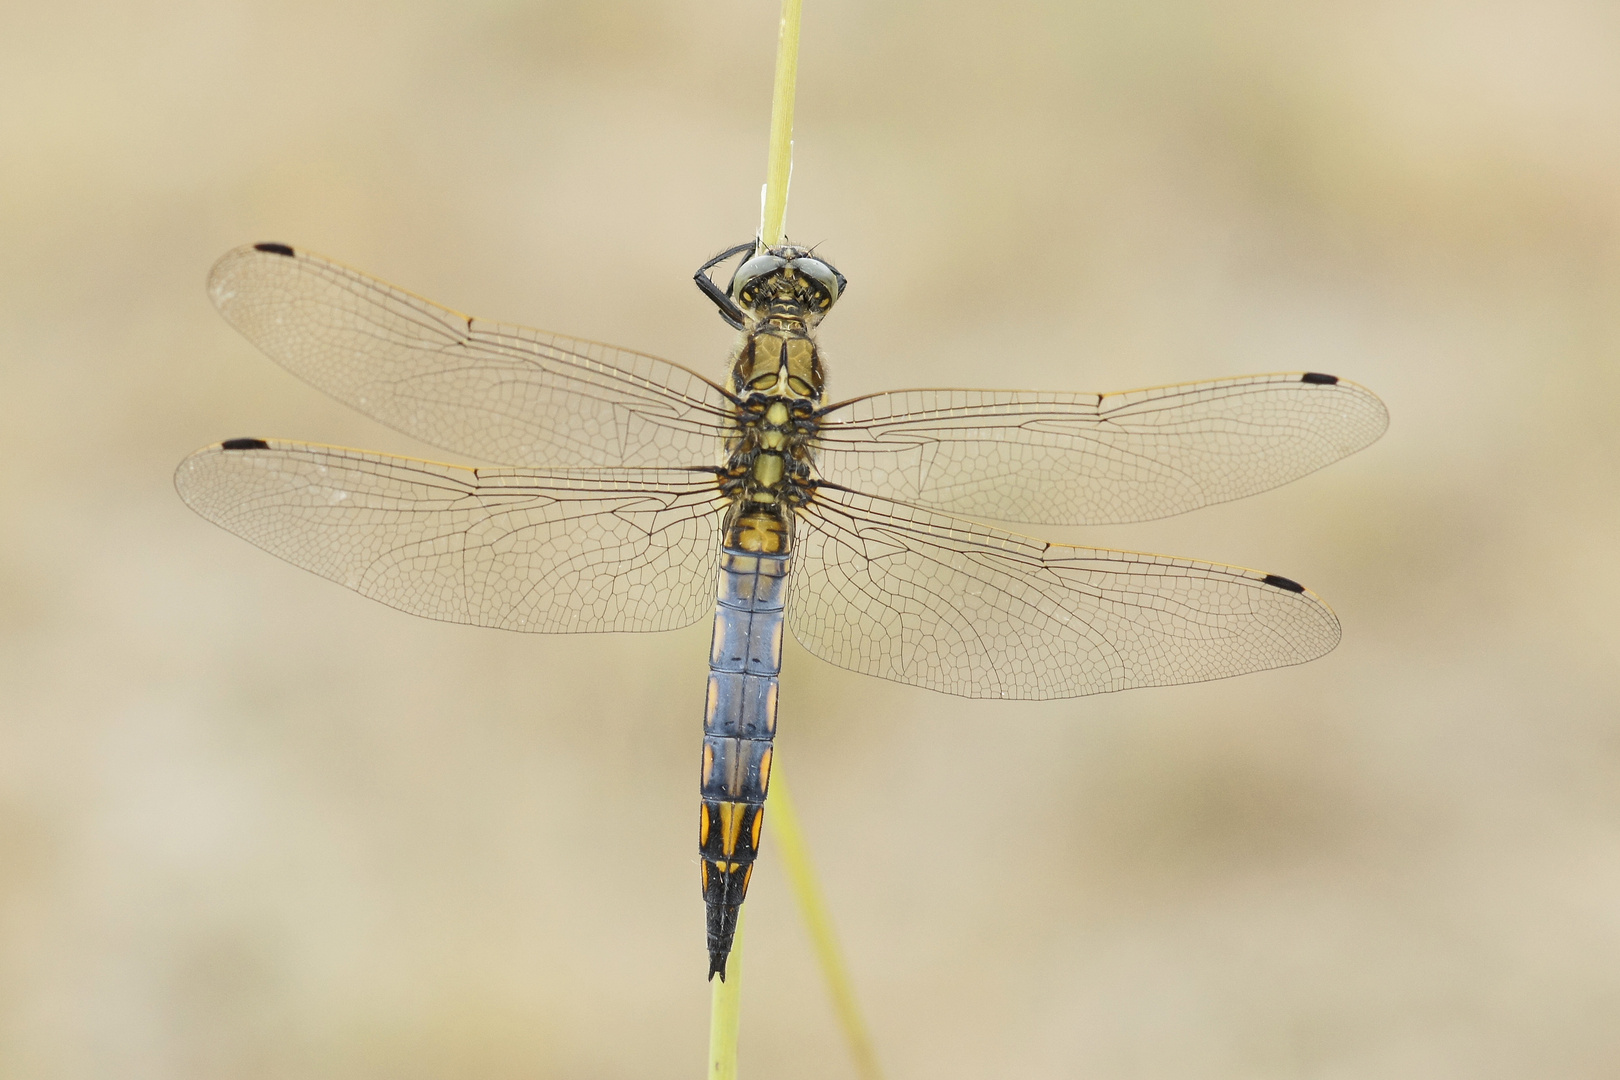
[700,544,788,980]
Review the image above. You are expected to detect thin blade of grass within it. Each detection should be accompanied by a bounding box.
[760,0,802,246]
[707,907,744,1080]
[770,767,886,1080]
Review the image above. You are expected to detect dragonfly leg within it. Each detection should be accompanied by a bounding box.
[694,241,757,330]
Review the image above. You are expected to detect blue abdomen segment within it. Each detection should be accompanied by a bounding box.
[700,548,787,979]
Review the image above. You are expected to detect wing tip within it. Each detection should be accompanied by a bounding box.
[209,245,297,307]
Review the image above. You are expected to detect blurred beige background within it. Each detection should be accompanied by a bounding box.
[3,0,1619,1077]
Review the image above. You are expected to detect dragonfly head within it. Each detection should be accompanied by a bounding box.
[729,245,845,324]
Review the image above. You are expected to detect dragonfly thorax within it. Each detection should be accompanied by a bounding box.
[721,347,821,557]
[729,325,824,402]
[722,394,816,517]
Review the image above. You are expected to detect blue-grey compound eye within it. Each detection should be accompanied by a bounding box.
[789,258,842,308]
[730,255,787,302]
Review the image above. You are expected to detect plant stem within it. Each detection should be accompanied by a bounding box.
[707,6,814,1078]
[761,0,802,247]
[707,908,744,1080]
[771,768,885,1080]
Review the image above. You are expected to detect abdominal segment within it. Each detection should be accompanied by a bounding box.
[700,544,786,979]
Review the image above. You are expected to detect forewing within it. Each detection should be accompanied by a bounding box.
[787,486,1340,699]
[208,244,737,468]
[813,373,1387,525]
[175,439,729,633]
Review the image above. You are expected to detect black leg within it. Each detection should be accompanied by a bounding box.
[694,241,757,330]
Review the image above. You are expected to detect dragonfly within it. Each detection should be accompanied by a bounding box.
[176,240,1387,980]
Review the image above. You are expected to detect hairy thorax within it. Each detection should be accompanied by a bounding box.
[720,303,825,555]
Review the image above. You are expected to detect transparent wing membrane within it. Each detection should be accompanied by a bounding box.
[814,373,1387,525]
[175,440,729,633]
[188,246,1387,698]
[788,485,1341,700]
[208,245,738,468]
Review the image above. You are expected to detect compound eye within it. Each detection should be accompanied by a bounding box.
[730,255,786,304]
[789,258,843,309]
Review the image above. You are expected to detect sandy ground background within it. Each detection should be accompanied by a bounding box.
[4,1,1620,1077]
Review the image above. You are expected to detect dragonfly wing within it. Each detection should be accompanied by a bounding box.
[208,244,737,468]
[787,485,1340,699]
[813,373,1387,525]
[176,439,729,633]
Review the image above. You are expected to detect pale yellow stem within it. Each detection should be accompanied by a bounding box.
[711,8,870,1079]
[770,768,886,1080]
[707,908,744,1080]
[760,0,802,247]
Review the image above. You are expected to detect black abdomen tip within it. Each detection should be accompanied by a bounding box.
[253,242,295,257]
[1262,573,1306,594]
[220,437,270,451]
[1300,372,1338,385]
